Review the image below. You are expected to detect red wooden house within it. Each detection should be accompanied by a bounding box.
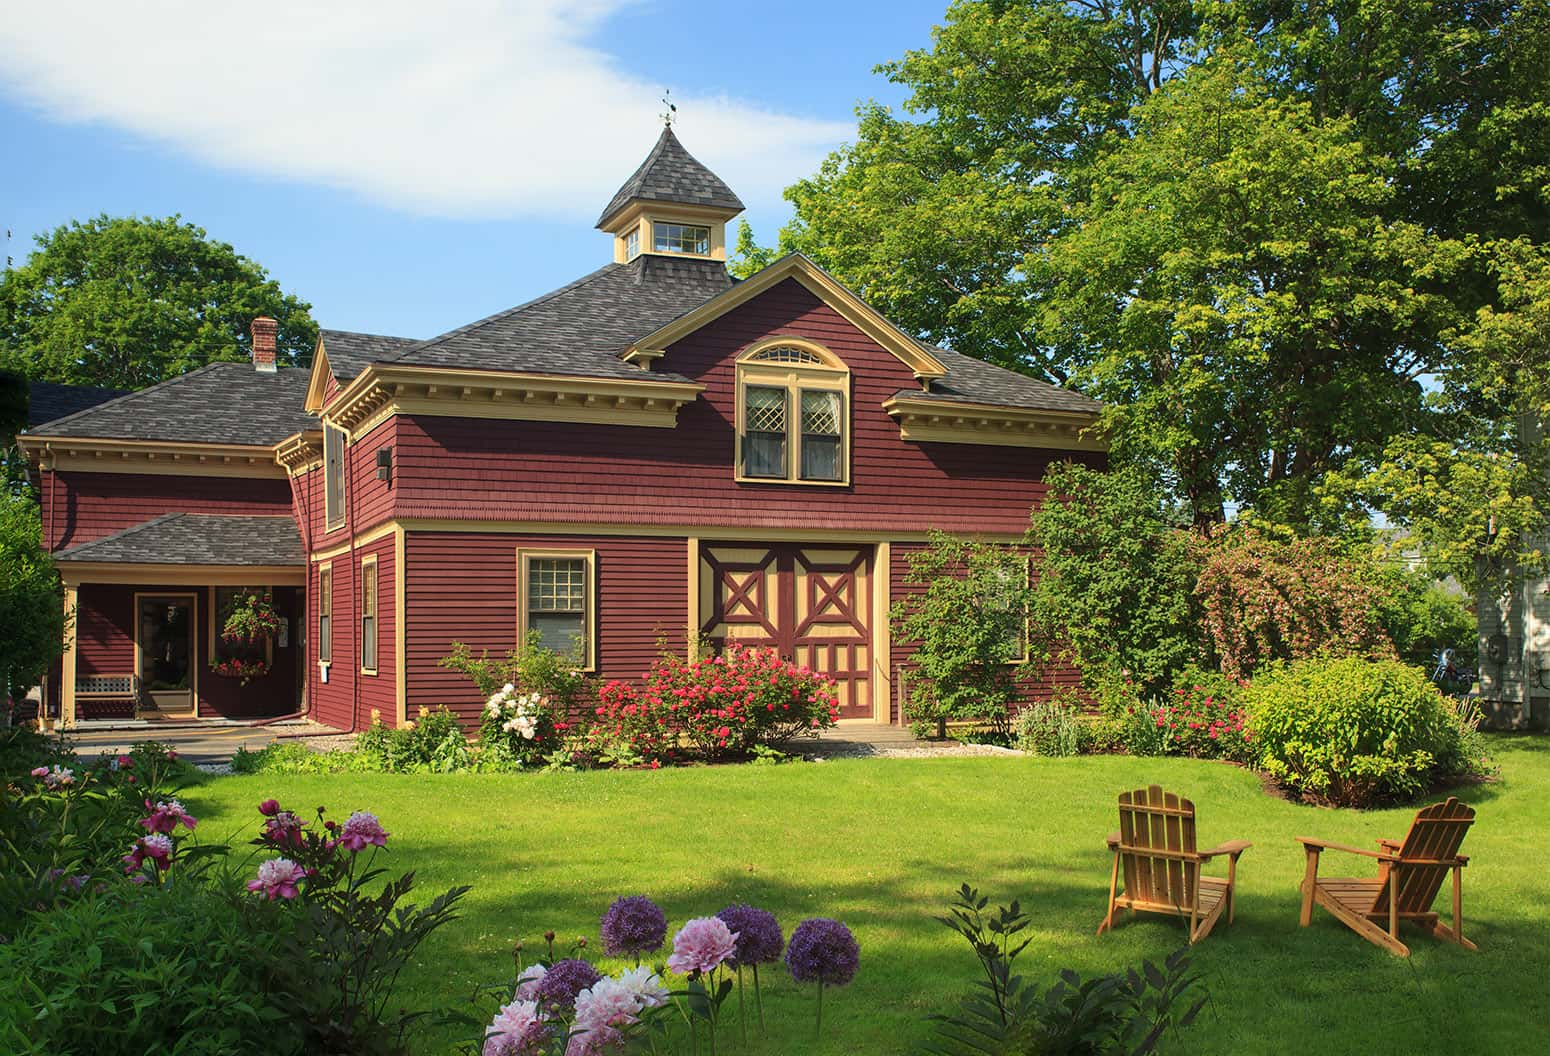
[20,128,1104,730]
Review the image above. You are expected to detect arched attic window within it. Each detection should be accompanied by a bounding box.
[735,338,850,486]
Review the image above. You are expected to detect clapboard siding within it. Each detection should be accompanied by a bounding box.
[42,471,293,552]
[349,417,397,535]
[392,279,1098,536]
[405,531,687,727]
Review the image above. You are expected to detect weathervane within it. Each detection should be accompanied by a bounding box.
[660,89,676,128]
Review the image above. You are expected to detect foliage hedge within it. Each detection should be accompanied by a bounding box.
[1244,656,1490,807]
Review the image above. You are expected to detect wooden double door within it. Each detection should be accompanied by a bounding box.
[698,543,876,720]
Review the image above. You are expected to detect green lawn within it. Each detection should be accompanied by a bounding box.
[183,738,1550,1055]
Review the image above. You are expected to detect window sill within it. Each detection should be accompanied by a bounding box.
[734,474,851,488]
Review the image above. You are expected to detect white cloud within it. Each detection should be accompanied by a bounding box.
[0,1,851,219]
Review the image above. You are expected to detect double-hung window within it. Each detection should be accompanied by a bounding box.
[518,549,595,670]
[360,555,378,674]
[735,341,850,485]
[318,565,333,664]
[323,424,346,530]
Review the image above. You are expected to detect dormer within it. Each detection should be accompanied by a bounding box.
[596,126,744,264]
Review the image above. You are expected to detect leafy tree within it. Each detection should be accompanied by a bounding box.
[0,370,26,495]
[892,531,1036,737]
[0,492,65,701]
[1027,462,1201,697]
[727,219,784,279]
[0,215,315,389]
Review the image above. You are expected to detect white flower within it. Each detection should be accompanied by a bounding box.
[501,683,516,696]
[613,966,668,1009]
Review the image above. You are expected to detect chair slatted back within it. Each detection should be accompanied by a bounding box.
[1371,797,1474,915]
[1116,785,1197,908]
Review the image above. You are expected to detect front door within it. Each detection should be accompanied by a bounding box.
[699,544,875,720]
[137,595,195,715]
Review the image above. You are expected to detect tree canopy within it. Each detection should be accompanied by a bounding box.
[0,215,316,390]
[753,0,1550,578]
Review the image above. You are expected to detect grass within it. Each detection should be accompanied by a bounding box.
[182,736,1550,1055]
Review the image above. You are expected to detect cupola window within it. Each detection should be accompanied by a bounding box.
[624,228,641,261]
[654,222,711,256]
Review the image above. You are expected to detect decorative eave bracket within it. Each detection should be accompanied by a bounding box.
[882,396,1108,451]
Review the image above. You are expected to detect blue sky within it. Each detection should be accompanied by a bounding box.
[0,1,946,341]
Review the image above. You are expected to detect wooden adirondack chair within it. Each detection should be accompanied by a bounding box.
[1097,785,1252,944]
[1297,797,1477,957]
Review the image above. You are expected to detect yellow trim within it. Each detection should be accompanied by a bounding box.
[516,547,598,673]
[323,364,704,435]
[1008,554,1033,666]
[317,563,334,665]
[685,536,699,660]
[734,337,852,487]
[275,430,324,475]
[395,517,1026,544]
[304,339,332,414]
[61,585,78,728]
[133,591,199,719]
[57,563,305,587]
[873,541,891,724]
[394,524,407,725]
[627,254,948,381]
[310,522,398,564]
[883,395,1107,451]
[19,436,286,479]
[602,202,736,263]
[360,554,379,675]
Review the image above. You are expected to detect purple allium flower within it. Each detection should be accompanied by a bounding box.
[600,895,668,957]
[716,904,784,967]
[247,857,307,900]
[483,998,548,1056]
[534,958,603,1013]
[336,810,389,852]
[667,916,738,976]
[784,918,859,986]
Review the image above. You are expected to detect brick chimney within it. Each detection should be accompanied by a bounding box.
[250,316,278,373]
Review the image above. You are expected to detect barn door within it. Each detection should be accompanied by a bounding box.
[699,543,875,720]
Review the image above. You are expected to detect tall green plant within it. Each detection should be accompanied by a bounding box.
[0,492,65,701]
[1028,463,1200,697]
[892,532,1036,738]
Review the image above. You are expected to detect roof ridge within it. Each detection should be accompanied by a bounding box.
[321,327,420,343]
[385,263,628,362]
[57,511,183,558]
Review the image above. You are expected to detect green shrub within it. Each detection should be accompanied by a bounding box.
[1245,656,1490,806]
[357,706,471,773]
[231,742,374,775]
[1369,569,1477,670]
[0,723,72,781]
[1012,692,1088,757]
[0,880,300,1056]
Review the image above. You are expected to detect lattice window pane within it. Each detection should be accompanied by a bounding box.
[745,387,787,433]
[801,391,841,436]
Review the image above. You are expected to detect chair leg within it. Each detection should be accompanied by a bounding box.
[1429,865,1479,951]
[1299,849,1319,927]
[1097,851,1121,936]
[1226,853,1239,925]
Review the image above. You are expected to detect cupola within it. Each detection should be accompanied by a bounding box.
[597,126,744,264]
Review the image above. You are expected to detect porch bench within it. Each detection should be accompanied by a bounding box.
[75,674,142,721]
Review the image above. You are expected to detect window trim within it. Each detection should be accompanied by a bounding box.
[516,548,597,672]
[623,227,641,261]
[734,337,851,487]
[652,220,712,257]
[360,554,379,676]
[1000,555,1033,666]
[323,424,347,533]
[318,563,333,666]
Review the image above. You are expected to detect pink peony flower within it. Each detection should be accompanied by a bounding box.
[337,811,389,852]
[30,766,47,778]
[667,916,738,976]
[483,998,547,1056]
[122,833,174,873]
[258,798,280,816]
[513,964,547,1001]
[262,809,305,848]
[247,857,307,900]
[116,754,134,768]
[140,798,197,834]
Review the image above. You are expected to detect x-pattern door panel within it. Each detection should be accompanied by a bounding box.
[700,544,874,720]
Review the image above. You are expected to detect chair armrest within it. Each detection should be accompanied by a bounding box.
[1296,836,1396,861]
[1106,831,1122,850]
[1377,838,1402,850]
[1197,839,1252,860]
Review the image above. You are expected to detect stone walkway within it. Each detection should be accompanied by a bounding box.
[806,723,1021,759]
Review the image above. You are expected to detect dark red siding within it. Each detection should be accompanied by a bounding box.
[391,279,1100,535]
[42,471,293,552]
[404,531,687,727]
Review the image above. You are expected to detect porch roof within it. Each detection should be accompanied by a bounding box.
[54,513,304,568]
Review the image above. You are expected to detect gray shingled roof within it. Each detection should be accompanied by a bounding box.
[386,255,732,380]
[54,513,303,566]
[27,381,129,427]
[23,363,314,445]
[596,127,745,228]
[320,329,422,380]
[912,346,1103,415]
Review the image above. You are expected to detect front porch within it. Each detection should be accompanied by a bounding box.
[52,513,307,727]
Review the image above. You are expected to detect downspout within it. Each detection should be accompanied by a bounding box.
[343,421,362,734]
[285,450,315,720]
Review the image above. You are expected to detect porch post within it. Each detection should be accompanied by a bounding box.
[60,582,78,729]
[873,542,891,724]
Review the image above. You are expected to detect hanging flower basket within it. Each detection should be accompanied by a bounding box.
[210,657,271,686]
[222,591,283,643]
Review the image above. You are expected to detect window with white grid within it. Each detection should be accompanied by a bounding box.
[522,554,592,664]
